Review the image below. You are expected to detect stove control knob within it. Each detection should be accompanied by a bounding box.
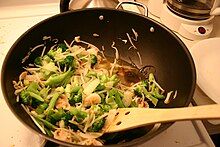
[198,27,206,34]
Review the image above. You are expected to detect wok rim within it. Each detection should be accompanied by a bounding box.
[1,7,196,147]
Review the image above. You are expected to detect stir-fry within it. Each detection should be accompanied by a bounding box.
[13,37,171,145]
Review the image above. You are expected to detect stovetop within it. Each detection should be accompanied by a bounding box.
[0,0,219,146]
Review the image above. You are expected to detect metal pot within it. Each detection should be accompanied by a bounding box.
[60,0,119,12]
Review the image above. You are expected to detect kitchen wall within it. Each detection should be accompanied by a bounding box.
[0,0,59,6]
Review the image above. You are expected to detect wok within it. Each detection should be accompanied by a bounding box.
[1,8,196,146]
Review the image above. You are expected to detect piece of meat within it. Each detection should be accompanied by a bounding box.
[55,94,70,110]
[54,129,72,142]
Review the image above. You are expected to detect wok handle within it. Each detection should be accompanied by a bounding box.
[60,0,71,12]
[115,1,148,17]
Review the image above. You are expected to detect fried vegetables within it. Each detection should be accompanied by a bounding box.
[13,38,171,146]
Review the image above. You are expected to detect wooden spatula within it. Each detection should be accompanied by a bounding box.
[106,104,220,133]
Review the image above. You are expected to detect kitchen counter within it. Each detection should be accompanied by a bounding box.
[0,1,219,146]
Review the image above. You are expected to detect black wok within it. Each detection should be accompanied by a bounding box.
[1,8,196,146]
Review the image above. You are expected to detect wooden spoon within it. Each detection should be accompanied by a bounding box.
[106,104,220,133]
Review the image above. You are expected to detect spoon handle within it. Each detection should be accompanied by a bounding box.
[107,104,220,133]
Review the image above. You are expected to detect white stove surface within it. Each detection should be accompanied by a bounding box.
[0,1,216,147]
